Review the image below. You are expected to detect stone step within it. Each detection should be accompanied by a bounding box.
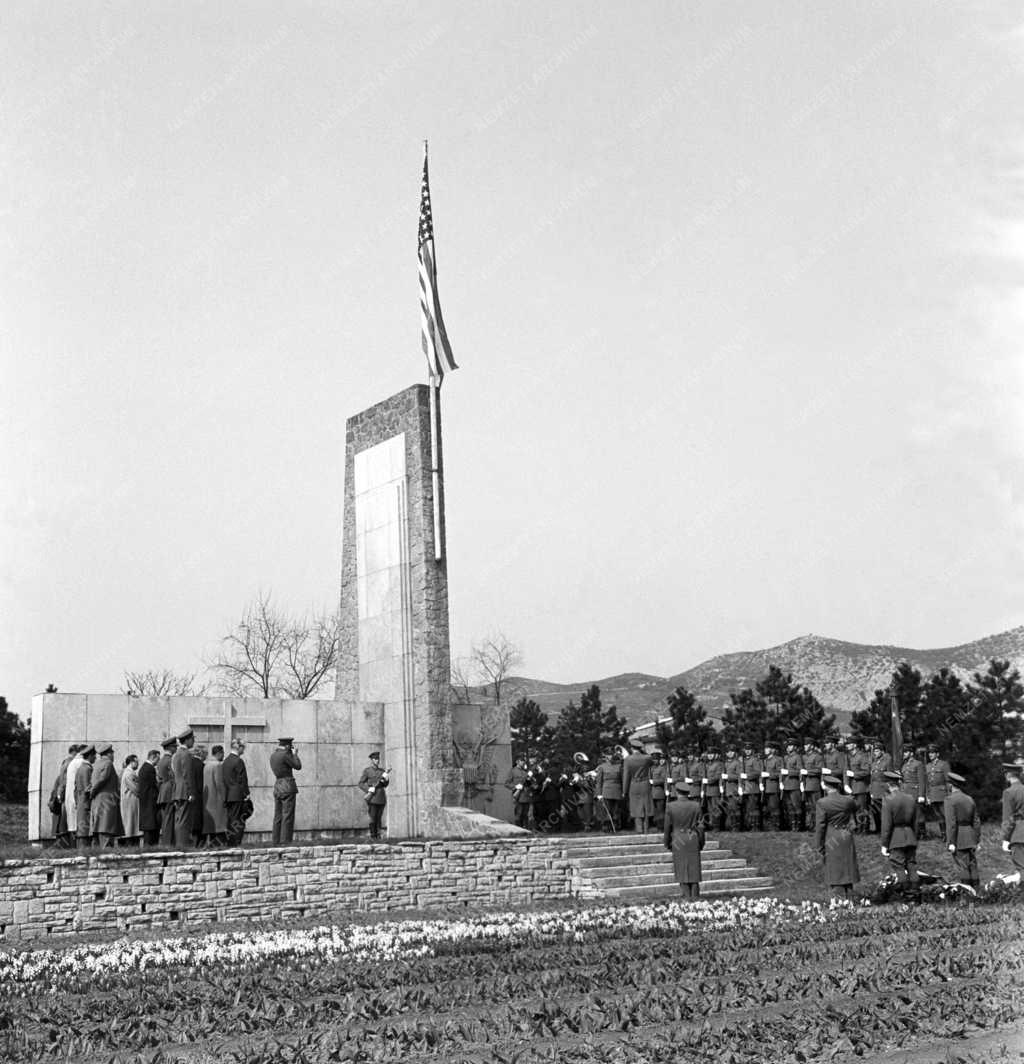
[595,867,766,889]
[555,838,722,855]
[575,852,738,869]
[602,878,775,899]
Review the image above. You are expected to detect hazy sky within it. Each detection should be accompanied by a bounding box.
[3,2,1023,720]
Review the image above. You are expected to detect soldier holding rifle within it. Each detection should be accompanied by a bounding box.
[359,751,389,840]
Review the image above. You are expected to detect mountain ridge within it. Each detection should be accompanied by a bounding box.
[506,625,1024,730]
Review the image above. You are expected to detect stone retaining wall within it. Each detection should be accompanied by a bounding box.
[0,838,590,942]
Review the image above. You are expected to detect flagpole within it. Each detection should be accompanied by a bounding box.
[429,373,444,562]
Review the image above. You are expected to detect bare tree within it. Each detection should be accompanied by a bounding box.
[210,591,340,699]
[470,632,523,705]
[449,657,475,705]
[122,669,210,696]
[280,610,340,699]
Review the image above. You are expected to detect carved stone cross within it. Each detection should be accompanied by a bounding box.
[188,701,267,747]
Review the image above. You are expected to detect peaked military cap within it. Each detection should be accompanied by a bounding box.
[947,771,966,785]
[277,737,294,745]
[81,744,96,757]
[883,770,902,782]
[674,782,691,795]
[1002,762,1024,772]
[97,743,113,756]
[176,728,194,742]
[823,774,842,787]
[161,736,177,750]
[369,751,381,760]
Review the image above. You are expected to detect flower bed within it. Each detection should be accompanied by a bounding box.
[0,897,1021,1063]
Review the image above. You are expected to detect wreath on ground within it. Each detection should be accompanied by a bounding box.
[864,870,1022,905]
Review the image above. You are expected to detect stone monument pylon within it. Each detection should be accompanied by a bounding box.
[336,384,513,837]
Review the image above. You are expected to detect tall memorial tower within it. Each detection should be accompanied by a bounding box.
[335,383,466,837]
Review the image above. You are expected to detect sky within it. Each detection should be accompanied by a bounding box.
[2,2,1024,721]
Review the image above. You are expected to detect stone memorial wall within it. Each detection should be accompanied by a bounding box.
[0,838,589,942]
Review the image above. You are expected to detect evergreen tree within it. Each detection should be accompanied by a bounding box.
[660,685,715,757]
[958,659,1024,819]
[0,697,30,803]
[509,698,552,764]
[745,665,837,746]
[851,661,923,752]
[549,685,631,767]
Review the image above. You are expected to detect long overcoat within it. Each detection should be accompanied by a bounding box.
[813,792,860,886]
[203,759,228,833]
[664,797,705,884]
[89,757,123,836]
[137,760,158,832]
[120,765,141,838]
[74,759,93,837]
[623,752,654,818]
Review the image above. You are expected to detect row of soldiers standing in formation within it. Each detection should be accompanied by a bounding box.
[506,737,957,839]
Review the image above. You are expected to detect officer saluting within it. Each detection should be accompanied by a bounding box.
[358,751,389,840]
[270,737,302,845]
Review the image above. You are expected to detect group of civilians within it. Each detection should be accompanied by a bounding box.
[48,729,251,850]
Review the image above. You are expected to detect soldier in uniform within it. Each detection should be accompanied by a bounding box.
[761,743,783,831]
[944,771,980,890]
[704,748,725,832]
[880,770,920,901]
[505,756,533,830]
[570,754,596,831]
[358,751,389,839]
[623,743,654,834]
[48,745,78,847]
[190,745,207,846]
[868,740,892,834]
[823,739,847,790]
[89,743,123,848]
[901,746,928,840]
[156,736,177,847]
[650,751,668,829]
[721,747,743,832]
[663,782,705,901]
[270,737,302,844]
[741,745,763,832]
[847,739,872,833]
[533,760,561,832]
[595,749,624,831]
[801,740,824,830]
[1001,762,1024,873]
[684,750,702,803]
[171,728,198,850]
[782,740,803,832]
[925,745,951,842]
[814,773,860,898]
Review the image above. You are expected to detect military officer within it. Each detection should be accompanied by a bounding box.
[74,745,97,850]
[622,742,654,834]
[814,774,860,898]
[868,740,892,834]
[741,745,763,832]
[823,739,848,791]
[802,741,824,830]
[925,745,951,842]
[270,737,302,844]
[221,738,251,846]
[170,728,198,850]
[595,749,624,831]
[650,751,668,829]
[505,756,533,830]
[663,782,705,901]
[721,747,743,832]
[703,748,725,831]
[358,751,389,840]
[1001,762,1024,873]
[847,739,872,833]
[880,770,920,901]
[902,746,929,839]
[782,740,803,832]
[684,750,702,802]
[761,743,783,831]
[944,771,980,890]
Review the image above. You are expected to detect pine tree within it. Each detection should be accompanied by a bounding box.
[851,661,923,751]
[746,665,836,746]
[509,698,552,764]
[959,659,1024,819]
[660,685,715,756]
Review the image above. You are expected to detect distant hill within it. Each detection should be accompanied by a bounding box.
[506,626,1024,732]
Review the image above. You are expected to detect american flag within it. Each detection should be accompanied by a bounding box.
[418,146,457,382]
